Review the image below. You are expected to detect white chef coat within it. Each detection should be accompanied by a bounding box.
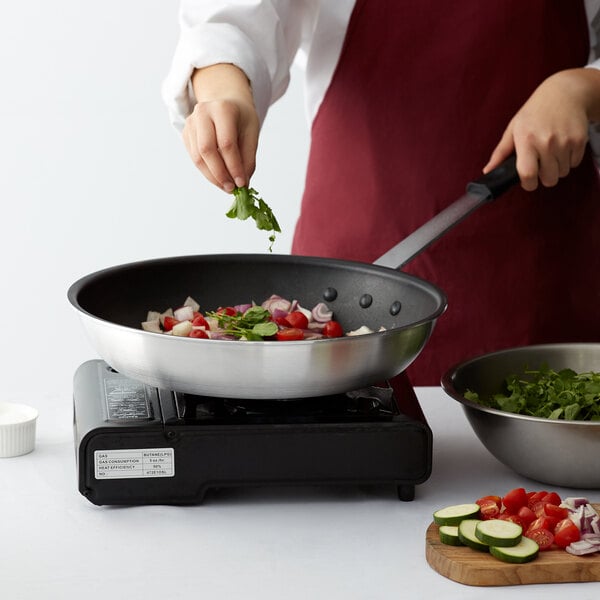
[162,0,600,152]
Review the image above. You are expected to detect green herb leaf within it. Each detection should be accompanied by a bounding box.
[464,365,600,421]
[206,305,278,340]
[226,186,281,252]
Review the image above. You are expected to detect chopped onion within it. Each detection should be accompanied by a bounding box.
[236,303,252,314]
[347,325,375,336]
[141,319,161,333]
[261,294,292,314]
[172,320,193,337]
[183,296,200,312]
[311,302,333,322]
[174,306,195,322]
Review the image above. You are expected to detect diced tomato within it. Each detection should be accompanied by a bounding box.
[189,329,209,339]
[217,306,237,317]
[478,500,501,520]
[498,512,524,528]
[527,491,548,509]
[163,316,179,332]
[526,528,554,551]
[527,515,559,535]
[286,311,309,330]
[502,487,528,514]
[553,518,581,549]
[531,501,549,518]
[273,316,292,328]
[322,320,344,338]
[476,495,502,508]
[544,503,569,520]
[541,492,562,506]
[276,328,305,341]
[516,506,537,528]
[192,314,210,329]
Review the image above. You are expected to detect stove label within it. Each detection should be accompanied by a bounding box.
[94,448,174,479]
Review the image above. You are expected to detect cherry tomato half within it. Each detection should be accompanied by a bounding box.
[163,316,179,332]
[286,311,309,330]
[516,506,537,528]
[502,487,528,514]
[192,314,210,329]
[544,503,569,521]
[322,320,344,338]
[478,499,501,520]
[553,518,581,549]
[476,495,502,508]
[276,328,305,341]
[189,328,209,339]
[526,528,554,551]
[541,492,562,506]
[217,306,237,317]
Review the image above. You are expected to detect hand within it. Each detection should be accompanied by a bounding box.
[183,64,260,192]
[484,68,600,191]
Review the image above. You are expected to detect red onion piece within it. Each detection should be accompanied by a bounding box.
[261,294,292,314]
[311,302,333,322]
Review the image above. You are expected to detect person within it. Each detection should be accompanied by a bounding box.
[162,1,600,385]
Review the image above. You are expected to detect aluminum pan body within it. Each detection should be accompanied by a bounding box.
[68,254,447,399]
[442,343,600,488]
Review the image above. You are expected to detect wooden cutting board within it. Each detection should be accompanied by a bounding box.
[426,504,600,586]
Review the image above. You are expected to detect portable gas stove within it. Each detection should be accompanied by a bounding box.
[73,360,432,505]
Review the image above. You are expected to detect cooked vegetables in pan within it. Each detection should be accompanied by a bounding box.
[141,294,379,341]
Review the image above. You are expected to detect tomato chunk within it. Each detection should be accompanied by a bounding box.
[163,316,179,332]
[544,503,569,520]
[189,329,209,339]
[276,328,305,341]
[322,320,344,338]
[553,518,581,549]
[526,528,554,551]
[286,311,309,330]
[502,487,528,513]
[477,499,501,520]
[192,314,210,329]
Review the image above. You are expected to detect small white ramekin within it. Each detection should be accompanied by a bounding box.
[0,401,38,458]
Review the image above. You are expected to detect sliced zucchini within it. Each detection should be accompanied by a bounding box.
[433,503,480,526]
[458,519,489,552]
[439,525,463,546]
[490,537,539,564]
[475,519,522,547]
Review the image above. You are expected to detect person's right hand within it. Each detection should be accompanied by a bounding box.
[183,64,260,192]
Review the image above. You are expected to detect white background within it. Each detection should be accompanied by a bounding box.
[0,0,309,404]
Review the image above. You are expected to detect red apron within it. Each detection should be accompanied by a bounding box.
[292,0,600,385]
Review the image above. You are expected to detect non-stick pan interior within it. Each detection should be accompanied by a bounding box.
[70,254,446,333]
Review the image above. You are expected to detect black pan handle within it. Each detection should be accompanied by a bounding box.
[373,155,520,270]
[466,154,520,200]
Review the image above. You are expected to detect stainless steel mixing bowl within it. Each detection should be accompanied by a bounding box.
[441,343,600,488]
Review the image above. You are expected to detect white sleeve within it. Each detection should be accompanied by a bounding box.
[161,0,307,131]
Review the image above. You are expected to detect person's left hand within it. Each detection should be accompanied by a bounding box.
[484,68,600,191]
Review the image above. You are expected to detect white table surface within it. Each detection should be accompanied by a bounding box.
[2,385,599,600]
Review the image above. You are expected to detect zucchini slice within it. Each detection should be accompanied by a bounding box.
[475,519,522,547]
[458,519,489,552]
[490,537,539,564]
[438,525,463,546]
[433,503,480,526]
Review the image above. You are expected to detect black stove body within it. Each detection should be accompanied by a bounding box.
[73,360,432,505]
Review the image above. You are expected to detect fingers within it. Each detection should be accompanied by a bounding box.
[183,99,258,192]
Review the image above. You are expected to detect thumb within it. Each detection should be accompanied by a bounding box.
[483,126,516,174]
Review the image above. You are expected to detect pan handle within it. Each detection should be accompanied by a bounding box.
[373,155,519,270]
[466,155,519,199]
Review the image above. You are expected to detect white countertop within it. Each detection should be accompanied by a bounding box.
[2,385,599,600]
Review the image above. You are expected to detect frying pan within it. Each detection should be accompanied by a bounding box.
[68,158,518,399]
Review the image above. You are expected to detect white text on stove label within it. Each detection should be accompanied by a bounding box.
[94,448,175,479]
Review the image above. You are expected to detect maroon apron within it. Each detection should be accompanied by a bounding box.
[292,0,600,385]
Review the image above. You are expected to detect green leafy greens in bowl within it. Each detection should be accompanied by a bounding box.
[464,365,600,421]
